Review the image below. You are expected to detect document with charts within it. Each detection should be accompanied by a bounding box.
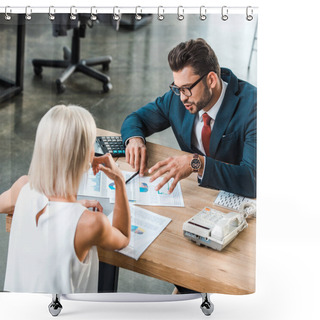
[78,168,108,198]
[78,169,137,200]
[106,171,138,201]
[78,169,184,207]
[108,205,171,260]
[107,171,185,207]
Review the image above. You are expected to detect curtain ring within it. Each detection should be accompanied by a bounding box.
[135,6,142,21]
[4,6,12,21]
[70,6,77,20]
[246,6,254,21]
[177,6,184,21]
[113,6,120,21]
[200,6,207,21]
[48,6,55,21]
[25,6,32,20]
[158,6,164,21]
[90,6,97,21]
[221,6,228,21]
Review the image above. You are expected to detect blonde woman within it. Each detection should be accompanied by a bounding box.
[0,105,130,294]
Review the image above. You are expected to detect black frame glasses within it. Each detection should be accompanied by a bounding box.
[169,73,209,97]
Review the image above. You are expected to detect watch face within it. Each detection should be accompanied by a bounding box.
[191,158,201,170]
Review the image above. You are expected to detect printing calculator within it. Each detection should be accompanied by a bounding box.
[183,207,249,251]
[95,136,126,157]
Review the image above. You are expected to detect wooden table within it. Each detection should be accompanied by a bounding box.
[6,129,256,295]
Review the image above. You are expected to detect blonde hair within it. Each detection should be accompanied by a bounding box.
[29,105,96,198]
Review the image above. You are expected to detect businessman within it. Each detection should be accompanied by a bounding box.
[121,38,256,198]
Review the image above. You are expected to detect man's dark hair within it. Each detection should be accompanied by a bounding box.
[168,38,221,78]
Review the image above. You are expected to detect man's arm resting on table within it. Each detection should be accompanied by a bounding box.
[0,176,29,214]
[121,92,174,175]
[120,92,173,144]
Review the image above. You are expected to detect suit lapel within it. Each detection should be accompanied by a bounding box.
[181,110,196,151]
[210,71,239,158]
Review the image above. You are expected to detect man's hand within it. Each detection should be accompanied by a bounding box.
[148,154,194,194]
[125,137,148,176]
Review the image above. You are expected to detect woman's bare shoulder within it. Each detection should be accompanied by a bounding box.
[77,209,110,241]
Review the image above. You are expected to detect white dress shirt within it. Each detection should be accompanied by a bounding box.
[192,80,228,178]
[192,80,228,155]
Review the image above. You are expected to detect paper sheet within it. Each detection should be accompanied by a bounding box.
[106,171,139,202]
[79,170,184,207]
[134,176,184,206]
[108,205,171,260]
[107,171,185,207]
[78,168,108,198]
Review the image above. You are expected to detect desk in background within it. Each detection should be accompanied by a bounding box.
[6,129,256,294]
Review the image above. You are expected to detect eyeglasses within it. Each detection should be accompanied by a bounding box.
[169,73,208,97]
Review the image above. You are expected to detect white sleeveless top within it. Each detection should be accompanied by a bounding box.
[4,183,99,294]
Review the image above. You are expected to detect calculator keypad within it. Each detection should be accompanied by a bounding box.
[96,136,126,157]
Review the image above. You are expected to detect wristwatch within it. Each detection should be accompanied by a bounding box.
[190,154,202,172]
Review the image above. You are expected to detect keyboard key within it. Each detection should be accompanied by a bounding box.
[96,136,126,157]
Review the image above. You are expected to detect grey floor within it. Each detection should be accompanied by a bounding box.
[0,14,257,293]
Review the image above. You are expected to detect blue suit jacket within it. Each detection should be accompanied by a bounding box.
[121,68,257,198]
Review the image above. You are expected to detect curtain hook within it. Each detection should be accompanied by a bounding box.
[90,6,97,21]
[135,6,142,21]
[48,6,55,21]
[4,6,12,21]
[177,6,184,21]
[221,6,228,21]
[246,6,254,21]
[157,6,165,21]
[70,6,77,21]
[200,6,207,21]
[113,6,120,21]
[25,6,32,20]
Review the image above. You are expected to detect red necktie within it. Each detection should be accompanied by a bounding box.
[201,113,212,156]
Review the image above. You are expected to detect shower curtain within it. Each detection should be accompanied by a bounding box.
[0,6,257,317]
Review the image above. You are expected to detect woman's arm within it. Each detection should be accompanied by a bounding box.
[107,175,131,246]
[0,175,29,214]
[79,154,131,251]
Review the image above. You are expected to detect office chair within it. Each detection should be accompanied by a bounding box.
[32,15,112,94]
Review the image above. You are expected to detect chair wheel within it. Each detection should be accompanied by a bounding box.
[56,80,66,94]
[103,82,112,93]
[48,300,63,317]
[34,66,42,76]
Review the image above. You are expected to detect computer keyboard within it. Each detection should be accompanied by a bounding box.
[95,136,126,157]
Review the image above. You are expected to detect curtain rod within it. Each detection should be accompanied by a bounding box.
[0,6,259,15]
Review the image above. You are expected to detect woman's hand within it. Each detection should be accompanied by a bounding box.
[92,153,124,183]
[77,199,103,212]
